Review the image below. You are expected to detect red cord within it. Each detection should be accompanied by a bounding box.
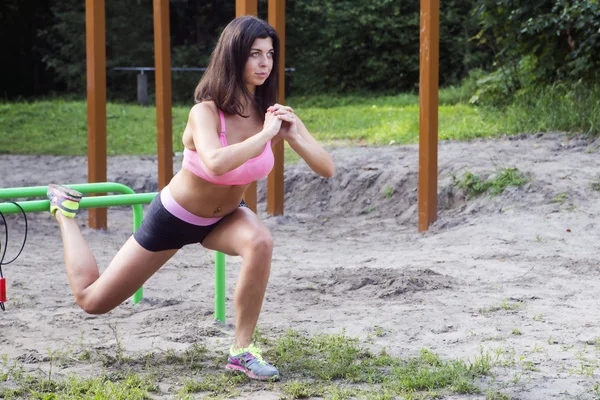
[0,277,6,303]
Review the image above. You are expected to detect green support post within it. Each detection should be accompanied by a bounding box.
[215,251,226,323]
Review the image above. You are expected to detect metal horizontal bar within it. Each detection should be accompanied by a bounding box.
[0,193,157,216]
[113,67,296,72]
[0,182,137,200]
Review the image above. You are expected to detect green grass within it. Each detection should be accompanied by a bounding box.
[0,100,189,156]
[479,299,523,315]
[1,330,509,399]
[1,83,597,156]
[452,167,529,198]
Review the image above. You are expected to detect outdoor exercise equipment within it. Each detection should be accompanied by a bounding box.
[84,0,440,232]
[0,183,227,322]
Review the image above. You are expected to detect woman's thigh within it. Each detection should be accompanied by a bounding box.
[83,236,178,313]
[201,207,272,257]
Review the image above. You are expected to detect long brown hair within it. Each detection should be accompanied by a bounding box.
[194,16,280,118]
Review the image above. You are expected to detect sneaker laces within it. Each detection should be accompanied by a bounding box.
[232,344,268,365]
[246,344,267,365]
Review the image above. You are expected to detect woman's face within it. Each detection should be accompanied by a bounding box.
[243,37,274,91]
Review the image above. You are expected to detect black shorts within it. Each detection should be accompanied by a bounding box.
[133,191,249,252]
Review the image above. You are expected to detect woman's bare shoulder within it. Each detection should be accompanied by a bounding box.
[190,100,219,121]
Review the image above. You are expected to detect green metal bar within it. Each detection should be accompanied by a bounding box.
[0,184,155,305]
[215,251,226,323]
[0,183,143,232]
[1,183,227,320]
[0,182,137,199]
[0,193,154,235]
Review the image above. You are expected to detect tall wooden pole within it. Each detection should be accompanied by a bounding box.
[418,0,440,232]
[85,0,107,229]
[236,0,257,17]
[267,0,285,216]
[154,0,173,190]
[237,0,259,212]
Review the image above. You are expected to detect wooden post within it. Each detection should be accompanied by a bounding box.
[236,0,257,16]
[267,0,285,216]
[85,0,107,229]
[154,0,173,190]
[237,0,258,212]
[418,0,440,232]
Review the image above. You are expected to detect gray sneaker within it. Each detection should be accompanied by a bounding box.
[47,184,82,218]
[225,344,280,381]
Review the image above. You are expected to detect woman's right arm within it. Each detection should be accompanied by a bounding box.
[188,103,281,176]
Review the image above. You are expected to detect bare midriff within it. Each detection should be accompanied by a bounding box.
[168,168,249,218]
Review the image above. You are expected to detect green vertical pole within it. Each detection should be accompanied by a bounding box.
[215,251,226,323]
[132,208,144,305]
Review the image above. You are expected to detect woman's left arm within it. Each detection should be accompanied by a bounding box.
[276,113,335,178]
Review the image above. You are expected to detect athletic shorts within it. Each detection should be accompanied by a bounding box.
[133,186,249,252]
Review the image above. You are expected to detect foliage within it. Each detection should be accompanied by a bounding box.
[3,0,599,103]
[0,0,55,98]
[286,0,485,94]
[38,0,235,103]
[474,0,600,99]
[4,0,487,101]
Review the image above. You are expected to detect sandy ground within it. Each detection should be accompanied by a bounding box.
[1,132,600,399]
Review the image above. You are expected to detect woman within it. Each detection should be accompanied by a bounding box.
[47,15,335,381]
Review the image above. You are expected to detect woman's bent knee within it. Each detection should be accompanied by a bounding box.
[75,291,113,315]
[248,230,273,257]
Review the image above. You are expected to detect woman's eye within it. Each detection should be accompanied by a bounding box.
[267,52,274,58]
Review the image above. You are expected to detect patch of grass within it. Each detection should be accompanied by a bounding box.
[179,372,246,397]
[365,205,377,214]
[591,175,600,191]
[0,97,499,156]
[1,370,157,400]
[282,380,326,398]
[511,329,522,336]
[485,388,512,399]
[383,186,394,199]
[3,80,600,158]
[453,167,528,198]
[0,100,190,156]
[520,361,539,372]
[479,300,523,314]
[163,343,208,369]
[551,192,568,204]
[0,330,514,399]
[269,330,491,397]
[252,325,271,346]
[486,82,600,136]
[3,83,598,159]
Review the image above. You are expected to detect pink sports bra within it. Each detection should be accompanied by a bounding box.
[182,109,274,185]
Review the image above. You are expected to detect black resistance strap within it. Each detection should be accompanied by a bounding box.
[0,202,28,311]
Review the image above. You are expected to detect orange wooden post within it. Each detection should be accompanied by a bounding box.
[267,0,285,216]
[85,0,107,229]
[154,0,173,190]
[236,0,257,17]
[418,0,440,232]
[237,0,259,212]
